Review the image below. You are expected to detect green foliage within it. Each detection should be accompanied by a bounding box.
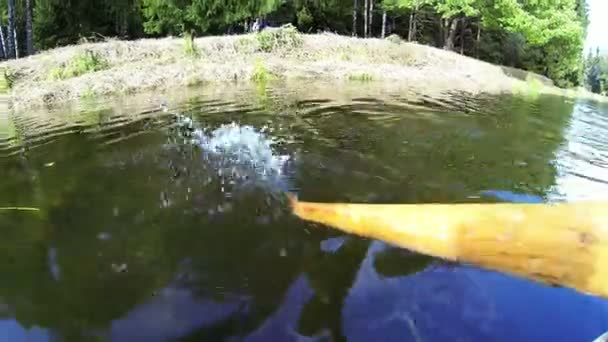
[0,68,15,93]
[434,0,478,18]
[33,0,143,49]
[49,51,109,80]
[250,59,276,83]
[586,51,608,95]
[512,74,545,100]
[142,0,187,35]
[141,0,282,36]
[296,6,314,31]
[255,24,303,53]
[5,0,590,89]
[348,73,374,81]
[80,86,96,99]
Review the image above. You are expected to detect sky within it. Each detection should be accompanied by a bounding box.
[585,0,608,53]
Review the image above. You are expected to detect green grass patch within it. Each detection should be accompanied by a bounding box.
[256,24,303,52]
[49,50,108,80]
[348,73,374,82]
[235,36,256,53]
[251,59,277,83]
[183,32,199,57]
[185,75,203,86]
[512,74,545,100]
[80,86,96,99]
[0,68,15,92]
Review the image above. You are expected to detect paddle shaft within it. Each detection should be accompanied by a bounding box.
[289,198,608,298]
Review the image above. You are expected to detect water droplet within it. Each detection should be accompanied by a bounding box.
[111,263,128,273]
[97,232,111,241]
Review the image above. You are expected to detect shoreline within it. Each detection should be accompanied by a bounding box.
[1,27,606,111]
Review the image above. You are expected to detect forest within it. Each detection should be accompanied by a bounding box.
[586,48,608,95]
[0,0,599,90]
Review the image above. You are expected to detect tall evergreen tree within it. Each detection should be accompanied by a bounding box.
[6,0,16,58]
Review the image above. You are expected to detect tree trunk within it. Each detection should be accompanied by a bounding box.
[412,10,417,41]
[476,21,481,58]
[408,11,414,41]
[352,0,357,36]
[25,0,35,56]
[7,0,15,58]
[443,18,458,50]
[363,0,368,37]
[13,28,18,59]
[369,0,374,37]
[381,10,387,38]
[460,17,465,55]
[0,18,6,59]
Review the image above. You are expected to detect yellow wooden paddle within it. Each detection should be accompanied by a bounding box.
[288,195,608,299]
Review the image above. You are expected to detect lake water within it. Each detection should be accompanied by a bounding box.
[1,82,608,341]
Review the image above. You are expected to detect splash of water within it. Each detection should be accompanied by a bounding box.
[170,114,294,195]
[197,122,290,181]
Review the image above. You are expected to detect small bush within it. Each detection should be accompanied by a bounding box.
[256,24,303,52]
[386,34,404,44]
[49,50,108,80]
[296,7,313,31]
[348,73,374,82]
[183,32,199,57]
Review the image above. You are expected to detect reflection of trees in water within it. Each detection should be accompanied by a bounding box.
[294,93,574,203]
[0,90,577,340]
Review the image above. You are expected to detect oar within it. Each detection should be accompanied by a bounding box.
[288,195,608,299]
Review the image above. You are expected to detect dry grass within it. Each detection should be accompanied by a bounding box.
[2,25,601,111]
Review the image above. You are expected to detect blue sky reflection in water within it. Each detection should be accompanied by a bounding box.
[1,84,608,341]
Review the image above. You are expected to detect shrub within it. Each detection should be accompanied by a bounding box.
[49,50,108,80]
[386,34,404,44]
[256,24,303,52]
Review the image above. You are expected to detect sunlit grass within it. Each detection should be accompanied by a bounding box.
[251,59,277,83]
[183,32,200,57]
[0,68,14,93]
[256,24,303,52]
[348,73,374,82]
[49,50,108,80]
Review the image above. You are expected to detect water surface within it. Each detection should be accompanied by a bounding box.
[1,82,608,341]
